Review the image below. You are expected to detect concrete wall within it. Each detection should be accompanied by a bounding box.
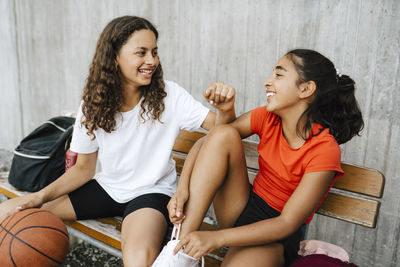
[1,0,399,266]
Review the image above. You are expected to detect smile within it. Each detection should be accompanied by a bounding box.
[139,69,154,74]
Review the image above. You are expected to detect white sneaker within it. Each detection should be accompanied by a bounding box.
[152,224,204,267]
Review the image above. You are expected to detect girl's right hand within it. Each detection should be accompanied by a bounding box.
[167,189,189,226]
[0,193,44,223]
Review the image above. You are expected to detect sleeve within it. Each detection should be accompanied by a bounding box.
[169,81,210,131]
[69,102,99,154]
[305,140,344,178]
[251,106,266,134]
[251,106,278,135]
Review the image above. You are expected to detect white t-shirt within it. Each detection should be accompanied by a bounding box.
[70,80,209,203]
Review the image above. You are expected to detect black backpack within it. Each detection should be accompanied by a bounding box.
[8,116,75,192]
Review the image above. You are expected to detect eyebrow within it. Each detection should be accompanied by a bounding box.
[274,65,288,72]
[135,46,158,50]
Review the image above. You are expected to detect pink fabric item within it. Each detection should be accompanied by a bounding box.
[298,240,349,262]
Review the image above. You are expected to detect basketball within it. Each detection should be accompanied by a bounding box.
[0,208,69,266]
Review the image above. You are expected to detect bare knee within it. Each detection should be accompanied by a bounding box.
[122,242,159,267]
[207,124,242,146]
[121,209,166,266]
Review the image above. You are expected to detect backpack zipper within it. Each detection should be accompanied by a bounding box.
[45,121,67,132]
[13,120,71,159]
[13,150,51,159]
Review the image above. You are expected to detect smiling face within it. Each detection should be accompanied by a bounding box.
[116,29,159,90]
[264,55,306,115]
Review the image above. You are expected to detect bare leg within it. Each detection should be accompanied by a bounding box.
[181,125,250,236]
[41,195,77,221]
[222,243,284,267]
[121,208,167,267]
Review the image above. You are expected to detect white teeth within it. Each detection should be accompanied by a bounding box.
[267,92,275,97]
[139,69,153,74]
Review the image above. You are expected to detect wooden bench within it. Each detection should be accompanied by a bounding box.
[0,130,385,266]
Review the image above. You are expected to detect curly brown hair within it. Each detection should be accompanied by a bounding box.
[81,16,166,139]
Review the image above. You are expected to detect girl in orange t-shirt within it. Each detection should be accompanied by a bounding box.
[167,49,364,266]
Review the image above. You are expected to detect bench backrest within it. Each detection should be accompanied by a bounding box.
[173,130,385,228]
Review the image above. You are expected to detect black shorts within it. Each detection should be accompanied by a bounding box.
[68,179,171,225]
[234,189,306,266]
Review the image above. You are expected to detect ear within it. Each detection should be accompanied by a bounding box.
[115,54,120,67]
[299,81,316,99]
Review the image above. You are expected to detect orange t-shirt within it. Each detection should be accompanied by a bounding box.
[251,106,344,223]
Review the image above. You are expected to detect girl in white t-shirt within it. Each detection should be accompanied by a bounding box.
[0,16,236,266]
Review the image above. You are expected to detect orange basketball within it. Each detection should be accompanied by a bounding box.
[0,208,69,266]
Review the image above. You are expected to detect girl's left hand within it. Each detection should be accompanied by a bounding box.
[173,230,221,259]
[204,82,235,113]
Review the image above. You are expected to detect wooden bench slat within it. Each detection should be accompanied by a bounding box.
[242,141,259,170]
[0,175,26,198]
[95,217,123,231]
[335,163,385,198]
[65,220,122,250]
[173,130,205,153]
[0,186,19,199]
[172,152,186,174]
[317,192,379,228]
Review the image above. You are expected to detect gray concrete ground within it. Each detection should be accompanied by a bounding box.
[62,240,122,267]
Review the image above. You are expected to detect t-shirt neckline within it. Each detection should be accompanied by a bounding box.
[121,96,144,116]
[280,123,321,151]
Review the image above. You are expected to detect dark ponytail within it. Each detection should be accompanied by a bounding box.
[285,49,364,144]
